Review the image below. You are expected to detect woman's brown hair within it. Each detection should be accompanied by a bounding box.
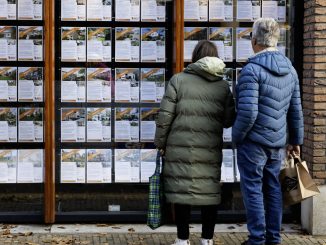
[191,40,218,63]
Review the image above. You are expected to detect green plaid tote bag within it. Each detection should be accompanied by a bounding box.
[147,151,164,230]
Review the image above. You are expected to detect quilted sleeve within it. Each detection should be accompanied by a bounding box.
[154,75,179,149]
[287,70,304,145]
[232,65,259,144]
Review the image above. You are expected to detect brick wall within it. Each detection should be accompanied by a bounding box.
[303,0,326,185]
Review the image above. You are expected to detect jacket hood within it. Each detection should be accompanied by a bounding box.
[249,51,292,76]
[185,57,226,82]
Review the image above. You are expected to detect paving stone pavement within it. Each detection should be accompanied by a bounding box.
[0,233,326,245]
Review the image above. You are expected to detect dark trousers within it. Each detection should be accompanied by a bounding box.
[175,203,218,240]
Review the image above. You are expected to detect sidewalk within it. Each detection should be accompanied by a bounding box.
[1,224,326,245]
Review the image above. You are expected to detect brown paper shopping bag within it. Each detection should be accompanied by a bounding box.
[296,157,320,200]
[280,155,320,206]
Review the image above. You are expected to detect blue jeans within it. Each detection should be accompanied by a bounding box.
[237,139,283,245]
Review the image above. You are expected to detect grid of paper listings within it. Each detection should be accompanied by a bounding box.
[0,0,45,184]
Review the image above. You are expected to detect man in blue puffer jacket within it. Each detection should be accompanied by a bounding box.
[232,18,304,245]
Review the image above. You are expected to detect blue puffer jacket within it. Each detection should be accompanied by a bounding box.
[232,51,304,148]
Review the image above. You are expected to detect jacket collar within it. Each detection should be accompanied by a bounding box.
[251,47,279,58]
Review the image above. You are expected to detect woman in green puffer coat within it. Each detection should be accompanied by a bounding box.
[154,40,235,245]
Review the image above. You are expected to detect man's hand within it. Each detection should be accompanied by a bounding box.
[287,145,300,156]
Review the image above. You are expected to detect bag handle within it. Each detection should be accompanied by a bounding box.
[291,153,302,165]
[155,151,163,174]
[286,154,295,168]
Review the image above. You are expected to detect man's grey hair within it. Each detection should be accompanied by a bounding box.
[252,18,280,47]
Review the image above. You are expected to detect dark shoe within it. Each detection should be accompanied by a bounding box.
[241,241,250,245]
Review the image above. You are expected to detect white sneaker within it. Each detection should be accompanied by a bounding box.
[171,238,190,245]
[200,238,213,245]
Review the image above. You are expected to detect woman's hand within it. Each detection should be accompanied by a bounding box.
[157,148,165,156]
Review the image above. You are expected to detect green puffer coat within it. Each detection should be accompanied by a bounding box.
[154,57,235,206]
